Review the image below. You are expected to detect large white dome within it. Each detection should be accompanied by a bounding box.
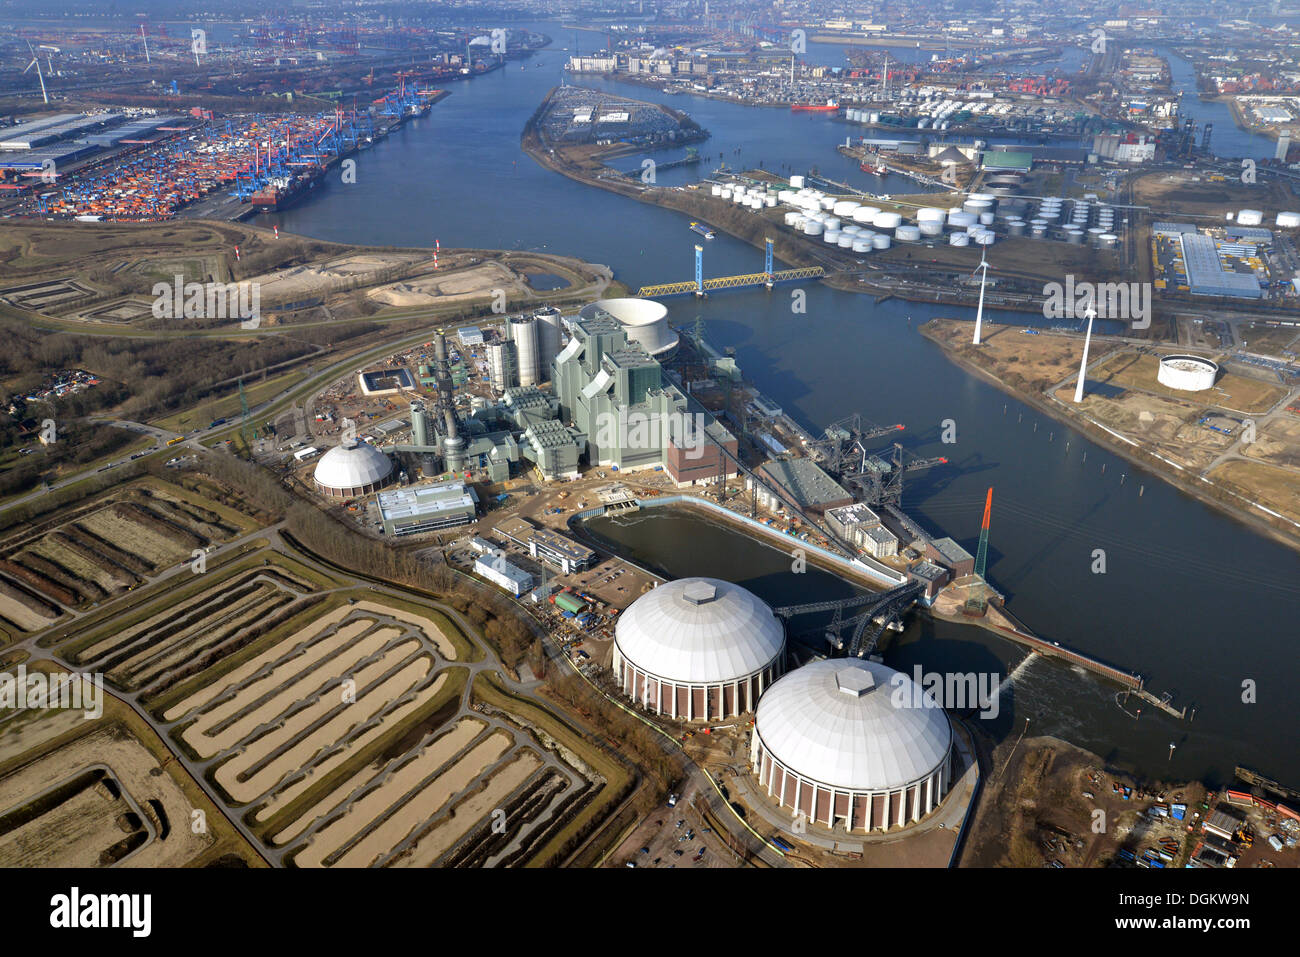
[579,298,679,358]
[313,441,393,492]
[754,658,951,793]
[615,578,784,684]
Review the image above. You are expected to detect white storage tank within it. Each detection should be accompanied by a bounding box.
[838,233,855,248]
[710,184,722,197]
[949,232,970,246]
[824,216,841,231]
[1237,209,1264,226]
[1276,211,1300,228]
[803,220,824,236]
[872,234,891,249]
[1099,233,1118,247]
[1157,355,1218,391]
[918,221,944,237]
[784,211,802,226]
[895,225,921,242]
[852,206,881,223]
[917,207,946,224]
[964,199,993,215]
[789,174,805,188]
[824,228,842,244]
[765,195,778,207]
[872,211,903,230]
[975,231,995,245]
[948,211,977,228]
[819,196,837,211]
[834,200,860,216]
[979,212,995,225]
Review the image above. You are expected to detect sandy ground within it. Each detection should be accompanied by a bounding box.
[213,651,434,804]
[353,600,458,661]
[249,253,428,300]
[267,717,486,844]
[252,678,447,829]
[0,592,54,631]
[0,720,215,867]
[1077,390,1235,471]
[183,624,396,757]
[164,602,357,721]
[1242,415,1300,470]
[1090,352,1286,416]
[296,726,509,868]
[1210,458,1300,520]
[366,262,527,307]
[391,751,542,868]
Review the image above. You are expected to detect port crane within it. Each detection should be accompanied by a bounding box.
[773,579,925,658]
[804,413,905,475]
[841,442,947,508]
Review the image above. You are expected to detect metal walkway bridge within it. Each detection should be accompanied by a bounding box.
[636,237,825,298]
[773,580,925,658]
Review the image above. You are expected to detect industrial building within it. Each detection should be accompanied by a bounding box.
[750,658,954,833]
[552,310,737,484]
[495,517,595,574]
[487,340,517,392]
[612,578,786,720]
[457,325,485,346]
[474,550,533,596]
[578,298,679,359]
[522,420,583,481]
[749,458,854,515]
[1154,228,1265,300]
[926,537,975,578]
[377,482,477,536]
[313,441,395,498]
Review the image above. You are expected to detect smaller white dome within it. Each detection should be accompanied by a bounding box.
[314,441,393,490]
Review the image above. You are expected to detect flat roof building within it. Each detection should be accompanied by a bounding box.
[378,482,477,536]
[750,458,854,515]
[475,552,533,596]
[927,537,975,577]
[495,516,595,574]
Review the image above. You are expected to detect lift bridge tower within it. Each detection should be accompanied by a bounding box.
[963,487,993,615]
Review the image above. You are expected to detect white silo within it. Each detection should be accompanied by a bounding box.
[534,306,562,382]
[507,315,542,387]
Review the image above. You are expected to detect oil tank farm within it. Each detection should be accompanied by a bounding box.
[612,578,786,720]
[750,658,953,833]
[1157,354,1218,392]
[579,298,679,359]
[312,440,394,498]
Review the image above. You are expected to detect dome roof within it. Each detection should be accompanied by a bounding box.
[755,659,951,792]
[313,441,393,489]
[615,578,784,683]
[579,298,679,357]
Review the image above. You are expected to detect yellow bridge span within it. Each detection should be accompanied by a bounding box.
[636,266,825,298]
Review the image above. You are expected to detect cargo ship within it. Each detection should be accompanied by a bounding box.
[249,166,324,212]
[791,100,839,112]
[860,160,888,176]
[689,221,716,239]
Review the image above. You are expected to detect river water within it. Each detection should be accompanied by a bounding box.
[263,24,1300,786]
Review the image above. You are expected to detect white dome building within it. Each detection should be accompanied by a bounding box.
[313,441,394,498]
[579,298,679,359]
[751,658,953,833]
[612,578,785,721]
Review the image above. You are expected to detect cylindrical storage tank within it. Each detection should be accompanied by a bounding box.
[852,206,881,223]
[733,191,746,204]
[838,233,855,248]
[749,659,954,833]
[1007,219,1026,237]
[1099,233,1118,247]
[833,200,860,216]
[979,212,995,225]
[766,195,778,207]
[966,223,984,236]
[916,207,946,225]
[784,211,802,226]
[918,221,944,237]
[1157,355,1219,392]
[968,192,995,203]
[1237,209,1264,226]
[824,229,841,244]
[1276,211,1300,228]
[949,232,970,246]
[872,211,903,230]
[534,305,562,378]
[710,184,722,197]
[506,314,542,387]
[895,225,921,242]
[870,112,880,123]
[852,239,873,252]
[789,174,805,188]
[842,224,861,236]
[778,189,794,203]
[824,217,841,231]
[804,220,824,236]
[964,199,993,215]
[1039,210,1059,223]
[1031,225,1047,239]
[975,231,995,245]
[614,578,787,721]
[819,197,837,211]
[872,234,891,249]
[948,211,977,228]
[1066,229,1084,244]
[719,188,732,201]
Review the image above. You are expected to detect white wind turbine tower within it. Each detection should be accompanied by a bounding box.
[1074,298,1098,404]
[23,42,49,105]
[971,244,990,345]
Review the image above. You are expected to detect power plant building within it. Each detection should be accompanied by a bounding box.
[487,341,518,392]
[749,458,854,515]
[552,312,738,486]
[750,658,954,833]
[522,420,583,481]
[612,578,786,720]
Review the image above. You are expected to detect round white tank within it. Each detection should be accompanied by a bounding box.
[803,221,824,236]
[1276,211,1300,228]
[948,211,977,228]
[820,197,837,211]
[834,201,860,216]
[506,314,542,387]
[842,224,861,236]
[895,225,921,242]
[1158,355,1218,391]
[917,207,946,224]
[975,231,995,245]
[720,188,732,200]
[824,216,841,231]
[949,232,970,246]
[919,221,944,237]
[968,192,995,203]
[852,238,873,252]
[964,199,993,214]
[732,191,746,204]
[710,184,722,197]
[789,174,806,188]
[824,228,842,244]
[1099,233,1118,247]
[1238,209,1264,226]
[784,211,802,226]
[979,212,995,225]
[872,234,891,250]
[852,206,881,223]
[765,196,778,207]
[838,233,855,248]
[872,211,903,230]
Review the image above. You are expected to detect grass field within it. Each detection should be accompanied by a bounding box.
[148,368,312,434]
[1089,352,1286,414]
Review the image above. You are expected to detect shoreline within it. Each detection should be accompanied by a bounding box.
[918,320,1300,558]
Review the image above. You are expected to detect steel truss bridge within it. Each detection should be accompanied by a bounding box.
[636,236,824,298]
[773,580,925,658]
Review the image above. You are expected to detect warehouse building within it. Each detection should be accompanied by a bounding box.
[377,481,477,535]
[749,458,854,516]
[613,578,786,720]
[751,658,954,833]
[926,537,975,577]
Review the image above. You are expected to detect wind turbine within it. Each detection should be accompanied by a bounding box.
[1074,298,1098,404]
[971,244,990,345]
[23,42,49,104]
